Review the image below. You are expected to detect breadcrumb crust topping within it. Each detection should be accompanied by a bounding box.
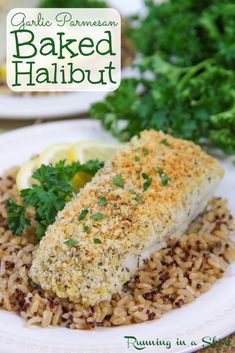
[30,130,223,305]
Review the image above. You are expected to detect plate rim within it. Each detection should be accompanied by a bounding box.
[0,119,234,353]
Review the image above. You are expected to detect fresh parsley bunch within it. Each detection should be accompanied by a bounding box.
[6,160,103,239]
[90,0,235,154]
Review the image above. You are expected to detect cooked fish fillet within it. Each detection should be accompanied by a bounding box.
[30,130,224,305]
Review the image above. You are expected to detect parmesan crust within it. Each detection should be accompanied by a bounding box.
[30,130,224,305]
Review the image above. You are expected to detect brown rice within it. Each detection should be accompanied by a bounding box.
[0,167,234,330]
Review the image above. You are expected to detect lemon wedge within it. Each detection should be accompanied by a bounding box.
[36,143,71,167]
[68,141,122,164]
[16,159,38,190]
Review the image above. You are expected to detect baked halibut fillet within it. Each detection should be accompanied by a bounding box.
[30,130,224,305]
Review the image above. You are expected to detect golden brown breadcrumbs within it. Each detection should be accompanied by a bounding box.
[30,130,224,305]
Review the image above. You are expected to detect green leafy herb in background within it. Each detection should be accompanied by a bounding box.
[40,0,106,8]
[6,160,103,239]
[91,0,235,154]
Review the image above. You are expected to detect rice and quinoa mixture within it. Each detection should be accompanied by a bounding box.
[0,167,234,329]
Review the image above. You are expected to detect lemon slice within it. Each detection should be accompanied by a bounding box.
[0,65,6,79]
[36,143,71,167]
[68,141,122,164]
[17,143,71,190]
[68,141,122,192]
[16,141,122,192]
[16,159,38,190]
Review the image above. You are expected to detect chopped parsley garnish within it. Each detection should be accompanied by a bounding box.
[134,155,140,162]
[112,174,125,188]
[6,159,104,239]
[161,175,169,186]
[78,209,89,221]
[28,279,38,289]
[98,196,107,206]
[161,138,170,146]
[94,238,102,244]
[98,261,103,266]
[143,148,149,156]
[142,173,149,180]
[83,224,89,233]
[134,194,143,201]
[64,239,79,246]
[129,189,136,194]
[156,167,164,176]
[91,212,106,221]
[156,168,170,186]
[143,177,152,191]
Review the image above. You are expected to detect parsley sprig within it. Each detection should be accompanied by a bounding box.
[6,159,103,239]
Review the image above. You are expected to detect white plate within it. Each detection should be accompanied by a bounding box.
[0,120,235,353]
[0,0,143,120]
